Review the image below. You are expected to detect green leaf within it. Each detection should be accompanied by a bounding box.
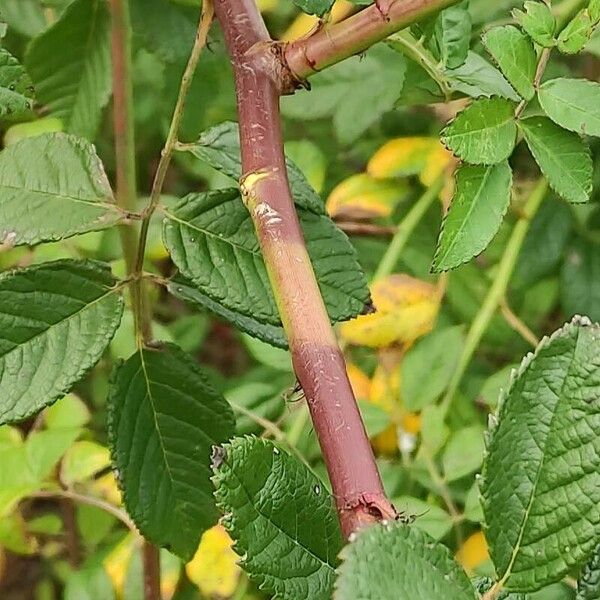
[45,394,91,429]
[163,189,369,341]
[241,334,293,372]
[434,3,472,69]
[558,9,596,54]
[577,544,600,600]
[61,440,110,486]
[513,197,573,288]
[518,117,592,204]
[394,496,453,540]
[0,133,122,246]
[180,121,325,215]
[358,400,391,438]
[281,45,406,144]
[26,0,111,139]
[131,0,198,63]
[0,48,34,120]
[477,365,516,409]
[446,51,520,101]
[538,78,600,137]
[334,523,476,600]
[441,97,517,164]
[442,425,485,482]
[0,0,46,37]
[561,237,600,322]
[64,566,115,600]
[432,161,512,272]
[0,426,80,516]
[482,26,537,101]
[0,260,123,424]
[591,0,600,23]
[213,436,342,600]
[481,317,600,590]
[169,277,288,348]
[513,2,556,48]
[401,326,464,411]
[292,0,334,17]
[108,343,235,560]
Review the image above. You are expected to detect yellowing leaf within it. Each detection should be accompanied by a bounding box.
[456,531,489,573]
[401,412,422,435]
[161,552,182,600]
[418,143,455,188]
[340,275,439,348]
[103,533,135,597]
[346,363,371,400]
[281,0,354,41]
[89,472,122,506]
[256,0,278,12]
[326,173,408,220]
[368,359,402,455]
[186,525,241,599]
[368,137,440,179]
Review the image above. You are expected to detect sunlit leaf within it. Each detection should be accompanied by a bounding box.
[326,174,408,220]
[185,526,242,598]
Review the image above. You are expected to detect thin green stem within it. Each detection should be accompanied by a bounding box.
[387,31,453,100]
[440,179,549,418]
[32,489,136,532]
[110,0,160,597]
[374,176,444,281]
[132,0,214,325]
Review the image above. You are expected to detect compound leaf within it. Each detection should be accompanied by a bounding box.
[163,189,369,342]
[441,97,517,164]
[213,436,342,600]
[26,0,111,139]
[538,78,600,137]
[281,45,406,144]
[0,48,34,119]
[432,161,512,272]
[334,523,476,600]
[108,343,235,561]
[0,133,122,246]
[513,1,556,48]
[482,26,537,101]
[446,51,520,101]
[481,318,600,591]
[558,8,596,54]
[519,116,592,204]
[0,260,123,424]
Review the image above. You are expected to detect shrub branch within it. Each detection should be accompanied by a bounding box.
[213,0,413,537]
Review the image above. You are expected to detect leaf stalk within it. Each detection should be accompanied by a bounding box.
[440,178,549,418]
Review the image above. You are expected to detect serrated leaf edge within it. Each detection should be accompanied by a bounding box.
[479,315,598,584]
[0,259,124,424]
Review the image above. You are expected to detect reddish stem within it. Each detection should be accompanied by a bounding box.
[213,0,397,537]
[143,540,161,600]
[284,0,459,80]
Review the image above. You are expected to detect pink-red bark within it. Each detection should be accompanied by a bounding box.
[284,0,459,80]
[214,0,398,537]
